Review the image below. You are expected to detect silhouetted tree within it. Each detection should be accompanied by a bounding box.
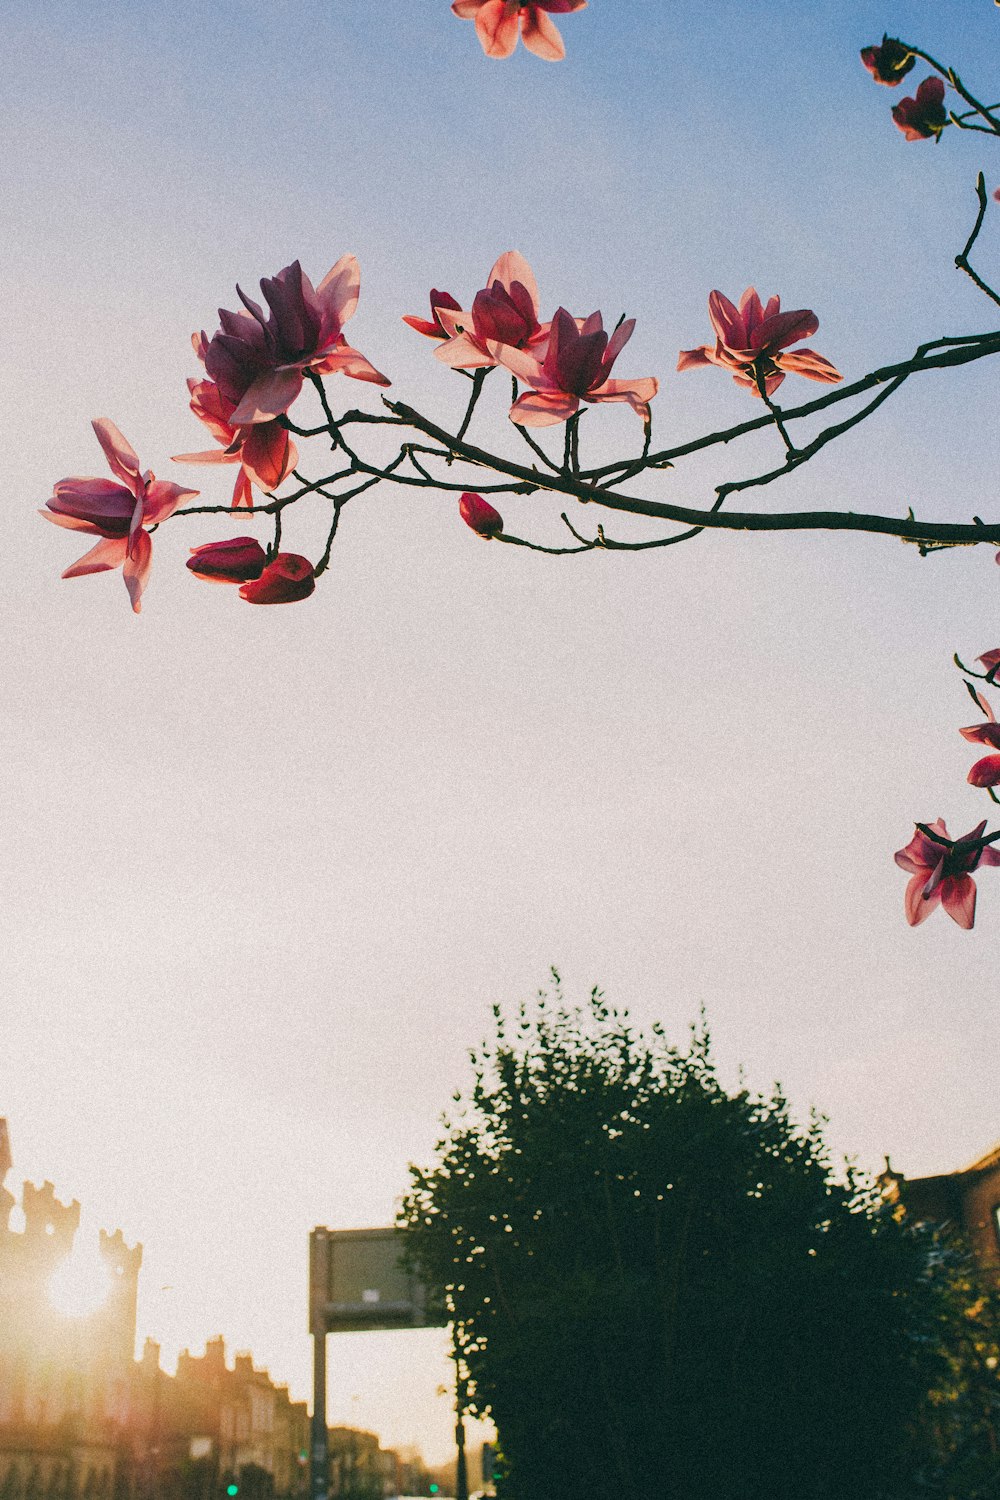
[401,979,1000,1500]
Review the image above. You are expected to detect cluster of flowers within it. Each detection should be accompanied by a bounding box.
[410,253,840,536]
[42,257,389,611]
[43,249,843,599]
[894,642,1000,930]
[861,35,948,141]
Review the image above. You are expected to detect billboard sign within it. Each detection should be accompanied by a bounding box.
[309,1226,446,1334]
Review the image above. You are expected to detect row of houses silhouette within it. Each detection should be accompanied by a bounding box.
[0,1122,429,1500]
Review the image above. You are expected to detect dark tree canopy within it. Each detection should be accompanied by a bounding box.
[400,981,1000,1500]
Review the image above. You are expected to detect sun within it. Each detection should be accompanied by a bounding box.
[48,1247,112,1318]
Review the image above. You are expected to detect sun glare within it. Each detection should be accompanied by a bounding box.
[48,1248,112,1319]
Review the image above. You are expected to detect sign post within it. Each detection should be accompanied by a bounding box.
[308,1226,446,1500]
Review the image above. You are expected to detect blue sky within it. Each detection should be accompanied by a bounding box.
[3,0,1000,1462]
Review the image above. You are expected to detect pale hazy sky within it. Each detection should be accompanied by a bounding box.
[3,0,1000,1465]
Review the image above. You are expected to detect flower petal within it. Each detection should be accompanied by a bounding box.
[122,526,153,613]
[520,6,566,60]
[774,348,842,384]
[904,872,940,926]
[61,535,128,579]
[315,253,361,330]
[92,419,143,496]
[229,368,305,425]
[474,0,520,56]
[510,390,580,426]
[940,875,976,929]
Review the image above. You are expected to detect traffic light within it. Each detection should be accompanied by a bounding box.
[429,1486,439,1496]
[481,1443,501,1484]
[226,1485,239,1496]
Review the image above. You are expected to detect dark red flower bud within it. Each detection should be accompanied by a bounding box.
[187,536,268,584]
[239,553,316,604]
[892,76,948,141]
[459,492,504,539]
[860,36,915,86]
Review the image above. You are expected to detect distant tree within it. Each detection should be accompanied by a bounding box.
[400,979,1000,1500]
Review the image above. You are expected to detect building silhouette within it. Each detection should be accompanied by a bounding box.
[881,1140,1000,1282]
[0,1123,314,1500]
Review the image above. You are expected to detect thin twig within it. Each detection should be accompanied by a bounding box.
[956,174,1000,309]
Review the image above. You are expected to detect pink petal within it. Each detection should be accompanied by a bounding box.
[509,390,580,426]
[171,448,241,466]
[774,348,842,384]
[232,469,254,509]
[904,872,940,926]
[122,526,153,613]
[708,291,746,349]
[959,722,1000,747]
[241,425,297,491]
[940,875,976,929]
[143,479,199,526]
[40,509,106,535]
[228,368,305,425]
[488,340,548,383]
[474,1,520,56]
[92,419,142,496]
[435,333,496,370]
[604,317,636,367]
[61,536,128,579]
[311,343,391,386]
[968,754,1000,787]
[520,6,566,60]
[757,308,819,352]
[488,252,540,317]
[677,345,714,371]
[315,254,361,330]
[452,1,484,16]
[589,376,659,415]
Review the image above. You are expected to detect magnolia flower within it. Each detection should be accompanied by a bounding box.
[201,257,389,427]
[42,420,197,612]
[892,77,948,141]
[960,691,1000,787]
[239,553,315,604]
[894,818,1000,929]
[402,289,464,341]
[173,376,297,508]
[491,307,658,426]
[451,0,587,61]
[187,537,269,584]
[860,36,915,86]
[434,252,547,370]
[460,492,504,537]
[677,288,842,397]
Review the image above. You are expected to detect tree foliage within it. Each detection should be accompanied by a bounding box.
[401,980,1000,1499]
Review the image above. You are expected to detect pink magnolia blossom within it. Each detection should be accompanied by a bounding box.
[239,553,315,605]
[960,691,1000,787]
[402,289,464,341]
[490,306,658,427]
[433,252,547,371]
[894,818,1000,929]
[460,492,504,538]
[201,257,390,427]
[41,420,197,613]
[978,647,1000,677]
[892,77,948,142]
[678,289,842,397]
[173,375,298,508]
[451,1,586,62]
[860,36,915,86]
[187,537,268,584]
